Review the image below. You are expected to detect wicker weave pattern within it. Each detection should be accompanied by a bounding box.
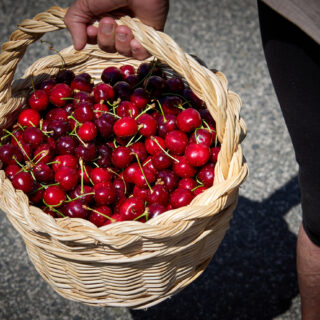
[0,7,248,309]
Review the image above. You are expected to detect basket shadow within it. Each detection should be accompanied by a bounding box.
[130,175,300,320]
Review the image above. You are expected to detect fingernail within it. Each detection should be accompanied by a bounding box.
[102,23,113,35]
[116,33,128,42]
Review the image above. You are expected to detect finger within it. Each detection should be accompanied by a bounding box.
[87,25,98,45]
[130,39,150,60]
[97,17,117,52]
[64,8,88,50]
[115,25,134,57]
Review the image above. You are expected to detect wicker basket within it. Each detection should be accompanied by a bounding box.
[0,6,248,309]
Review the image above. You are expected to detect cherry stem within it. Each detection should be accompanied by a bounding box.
[83,205,115,222]
[33,150,49,165]
[79,158,85,194]
[151,136,179,163]
[191,184,204,192]
[135,103,155,120]
[133,209,149,222]
[42,198,64,209]
[50,207,66,218]
[83,163,94,185]
[155,100,167,122]
[3,129,32,162]
[194,128,200,144]
[132,152,153,193]
[40,40,66,69]
[31,74,37,97]
[65,192,95,203]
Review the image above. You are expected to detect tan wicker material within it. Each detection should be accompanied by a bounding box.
[0,6,248,309]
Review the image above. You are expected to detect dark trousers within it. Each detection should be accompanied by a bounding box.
[258,1,320,245]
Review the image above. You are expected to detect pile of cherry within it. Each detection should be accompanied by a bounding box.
[0,61,220,226]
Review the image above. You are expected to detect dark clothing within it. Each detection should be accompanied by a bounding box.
[258,1,320,245]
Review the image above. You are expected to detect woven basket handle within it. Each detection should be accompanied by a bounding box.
[0,6,230,139]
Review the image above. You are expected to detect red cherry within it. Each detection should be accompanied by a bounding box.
[116,101,139,118]
[132,165,155,188]
[183,88,205,109]
[94,182,116,205]
[33,163,54,184]
[62,199,88,219]
[145,136,165,155]
[157,169,179,192]
[28,90,49,111]
[149,203,167,219]
[12,171,34,193]
[52,155,78,171]
[151,151,172,170]
[77,122,97,142]
[93,102,109,119]
[70,185,94,204]
[185,143,210,167]
[46,108,69,121]
[74,103,94,123]
[22,127,44,148]
[193,186,207,196]
[101,66,124,85]
[172,156,197,178]
[178,177,197,191]
[119,198,145,220]
[33,144,52,164]
[18,109,41,127]
[120,64,135,78]
[137,114,158,137]
[211,146,221,163]
[70,74,93,92]
[113,117,138,137]
[43,185,66,206]
[198,163,215,187]
[38,78,56,95]
[90,167,112,184]
[170,188,194,209]
[89,206,112,227]
[142,156,158,175]
[189,128,214,147]
[157,114,177,138]
[111,146,133,168]
[129,142,147,163]
[160,96,182,115]
[147,184,169,206]
[5,164,20,180]
[176,108,202,132]
[164,130,188,155]
[92,83,115,103]
[54,166,79,191]
[49,83,73,107]
[78,164,92,185]
[166,77,185,93]
[133,185,149,202]
[130,88,149,109]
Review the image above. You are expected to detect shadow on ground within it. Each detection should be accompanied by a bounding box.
[131,176,300,320]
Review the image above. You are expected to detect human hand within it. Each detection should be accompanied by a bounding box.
[64,0,169,60]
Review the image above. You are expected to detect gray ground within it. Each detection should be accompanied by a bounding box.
[0,0,301,319]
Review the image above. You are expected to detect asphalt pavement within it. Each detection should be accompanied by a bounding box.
[0,0,301,319]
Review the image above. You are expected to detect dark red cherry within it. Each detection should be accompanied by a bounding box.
[33,163,54,184]
[160,96,182,115]
[38,78,56,95]
[70,185,94,205]
[52,154,78,172]
[189,128,214,147]
[0,144,23,165]
[94,182,116,205]
[164,130,188,155]
[49,83,73,107]
[166,77,185,93]
[54,166,79,191]
[198,163,215,187]
[172,156,197,178]
[62,199,88,219]
[149,203,167,219]
[183,88,205,109]
[116,101,139,118]
[23,127,44,148]
[77,122,97,142]
[129,142,147,163]
[74,102,94,123]
[4,164,20,180]
[119,198,145,220]
[113,81,132,100]
[111,146,133,168]
[157,114,177,138]
[137,114,158,137]
[89,206,112,227]
[75,143,97,162]
[157,169,179,192]
[101,66,125,85]
[147,184,169,206]
[95,113,117,138]
[145,136,165,155]
[93,83,115,103]
[55,69,75,85]
[211,146,221,163]
[12,171,34,193]
[90,167,112,184]
[170,188,194,209]
[178,177,197,191]
[120,64,135,78]
[151,151,172,170]
[56,136,78,155]
[130,88,149,109]
[144,75,166,97]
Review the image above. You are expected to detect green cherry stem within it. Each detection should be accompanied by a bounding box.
[83,206,115,222]
[151,136,179,163]
[132,152,153,193]
[155,100,167,122]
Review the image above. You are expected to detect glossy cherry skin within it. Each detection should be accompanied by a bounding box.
[147,184,169,206]
[199,109,216,128]
[160,96,182,115]
[211,146,221,163]
[101,66,124,85]
[157,169,179,192]
[5,164,20,180]
[185,143,210,167]
[149,203,167,219]
[43,185,66,206]
[166,77,185,94]
[90,167,112,184]
[111,146,133,168]
[92,83,115,103]
[164,130,188,156]
[77,122,97,142]
[73,91,94,105]
[49,83,73,107]
[130,142,147,163]
[47,120,70,138]
[144,75,167,97]
[113,117,138,138]
[120,64,135,78]
[75,143,97,162]
[55,69,75,85]
[38,78,56,95]
[178,177,197,191]
[193,186,207,196]
[176,108,202,133]
[70,185,94,205]
[33,163,54,184]
[189,128,214,147]
[52,155,78,171]
[0,144,23,165]
[113,81,132,101]
[23,127,44,148]
[137,114,158,137]
[12,172,34,193]
[94,182,116,205]
[151,151,172,170]
[183,88,205,109]
[172,156,197,178]
[95,113,117,138]
[46,108,69,121]
[145,136,165,155]
[93,102,109,119]
[18,109,41,127]
[133,185,149,202]
[56,136,78,155]
[130,88,149,109]
[132,165,156,188]
[28,90,49,111]
[33,144,53,164]
[89,206,112,227]
[170,188,194,209]
[119,198,145,220]
[62,199,88,219]
[74,103,94,123]
[116,101,139,118]
[198,163,215,187]
[157,114,177,138]
[54,166,79,191]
